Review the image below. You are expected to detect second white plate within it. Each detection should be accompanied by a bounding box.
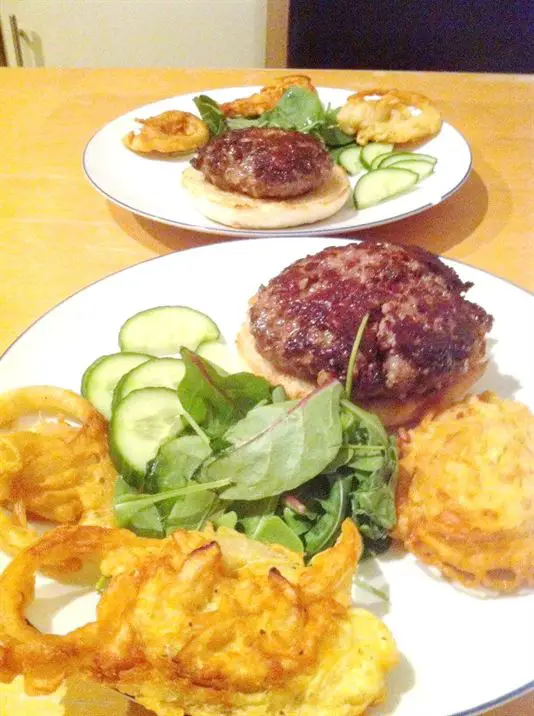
[83,86,472,236]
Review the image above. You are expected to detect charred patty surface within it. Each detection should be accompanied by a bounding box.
[249,242,493,401]
[191,127,333,199]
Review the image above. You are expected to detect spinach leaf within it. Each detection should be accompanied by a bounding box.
[178,349,272,438]
[249,515,304,553]
[282,506,313,536]
[304,474,352,555]
[114,478,231,528]
[235,497,304,552]
[319,106,355,147]
[351,473,396,529]
[193,95,226,136]
[212,510,238,529]
[350,461,397,554]
[201,381,344,500]
[165,490,217,533]
[146,434,211,493]
[259,87,325,134]
[114,476,165,537]
[129,505,165,538]
[226,116,263,130]
[341,398,389,445]
[236,495,279,537]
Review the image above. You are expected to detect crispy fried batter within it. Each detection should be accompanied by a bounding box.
[394,392,534,593]
[337,89,442,145]
[0,521,397,715]
[0,387,117,555]
[123,110,210,155]
[0,676,134,716]
[219,75,317,118]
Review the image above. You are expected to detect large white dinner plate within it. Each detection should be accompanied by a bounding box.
[83,86,472,236]
[0,238,532,716]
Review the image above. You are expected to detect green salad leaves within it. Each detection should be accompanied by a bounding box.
[193,86,356,152]
[113,346,397,559]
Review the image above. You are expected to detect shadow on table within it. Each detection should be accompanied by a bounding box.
[352,169,494,255]
[106,166,511,260]
[107,201,243,255]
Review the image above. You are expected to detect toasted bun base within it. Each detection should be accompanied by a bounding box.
[181,165,350,229]
[237,317,488,429]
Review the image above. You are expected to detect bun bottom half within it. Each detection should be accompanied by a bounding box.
[181,165,350,229]
[236,318,487,429]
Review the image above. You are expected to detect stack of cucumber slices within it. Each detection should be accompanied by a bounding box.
[333,142,437,209]
[81,306,236,485]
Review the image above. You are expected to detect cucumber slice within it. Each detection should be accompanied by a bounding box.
[378,152,437,169]
[197,341,245,374]
[110,387,185,487]
[338,146,363,175]
[360,142,394,169]
[370,151,395,170]
[113,357,186,408]
[329,145,353,164]
[81,352,150,419]
[119,306,220,356]
[387,159,435,180]
[354,168,419,209]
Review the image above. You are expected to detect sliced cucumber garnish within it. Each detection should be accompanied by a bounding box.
[360,142,394,169]
[378,152,437,169]
[113,357,186,408]
[81,352,150,419]
[338,146,363,175]
[119,306,220,356]
[329,145,353,164]
[387,159,435,180]
[370,151,395,170]
[197,341,244,374]
[354,168,419,209]
[110,387,185,487]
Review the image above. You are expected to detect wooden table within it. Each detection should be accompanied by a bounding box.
[0,68,532,716]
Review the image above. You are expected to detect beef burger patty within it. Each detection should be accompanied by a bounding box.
[244,242,493,421]
[191,127,334,199]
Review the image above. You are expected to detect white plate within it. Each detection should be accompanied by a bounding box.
[0,238,532,716]
[83,86,472,236]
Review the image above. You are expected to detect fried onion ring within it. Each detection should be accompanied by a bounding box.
[0,526,142,692]
[337,88,442,145]
[0,387,117,556]
[123,110,209,155]
[0,386,96,429]
[219,74,317,118]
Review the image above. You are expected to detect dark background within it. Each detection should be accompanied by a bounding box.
[288,0,533,73]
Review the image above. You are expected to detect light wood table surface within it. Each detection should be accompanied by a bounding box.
[0,68,532,716]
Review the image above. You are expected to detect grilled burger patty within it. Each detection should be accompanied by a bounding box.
[248,242,493,402]
[191,127,334,199]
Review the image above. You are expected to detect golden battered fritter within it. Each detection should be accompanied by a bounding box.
[0,521,397,716]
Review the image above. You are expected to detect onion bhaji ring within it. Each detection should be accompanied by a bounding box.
[123,110,210,155]
[337,88,442,145]
[219,74,317,118]
[393,392,534,593]
[0,521,398,715]
[0,387,117,556]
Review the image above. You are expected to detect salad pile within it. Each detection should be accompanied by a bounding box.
[82,306,397,559]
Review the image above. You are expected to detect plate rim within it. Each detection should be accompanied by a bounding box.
[0,236,532,715]
[81,85,473,236]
